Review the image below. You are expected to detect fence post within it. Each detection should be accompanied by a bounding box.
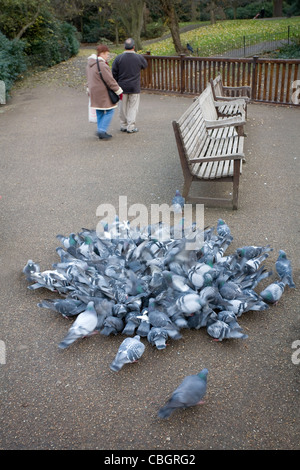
[180,54,186,94]
[251,55,259,100]
[145,51,152,89]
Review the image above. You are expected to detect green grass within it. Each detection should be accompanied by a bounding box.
[140,18,300,56]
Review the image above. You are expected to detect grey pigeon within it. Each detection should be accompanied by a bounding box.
[158,369,208,419]
[147,327,169,349]
[226,297,269,316]
[100,316,124,336]
[275,250,295,288]
[260,281,285,304]
[171,190,185,213]
[136,309,151,337]
[23,259,40,281]
[241,253,269,274]
[110,335,145,372]
[217,219,231,238]
[58,301,98,349]
[148,300,182,340]
[237,244,273,260]
[56,233,78,249]
[218,280,243,300]
[38,298,86,318]
[207,319,248,341]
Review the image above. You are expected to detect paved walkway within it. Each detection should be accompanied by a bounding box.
[0,72,299,450]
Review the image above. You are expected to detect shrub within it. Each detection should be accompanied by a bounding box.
[23,16,80,67]
[0,32,27,97]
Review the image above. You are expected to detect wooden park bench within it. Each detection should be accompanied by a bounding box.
[210,74,251,118]
[197,83,246,136]
[172,96,245,210]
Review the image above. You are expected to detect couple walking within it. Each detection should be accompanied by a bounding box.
[86,38,148,140]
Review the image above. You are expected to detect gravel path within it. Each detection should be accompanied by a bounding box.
[0,53,299,451]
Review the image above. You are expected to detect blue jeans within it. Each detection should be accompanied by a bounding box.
[96,109,115,133]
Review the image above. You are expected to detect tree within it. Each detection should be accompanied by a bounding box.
[273,0,283,16]
[111,0,145,50]
[158,0,185,54]
[0,0,49,39]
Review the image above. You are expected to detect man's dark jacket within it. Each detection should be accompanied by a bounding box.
[112,51,148,94]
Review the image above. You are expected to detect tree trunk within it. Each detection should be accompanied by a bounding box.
[191,0,197,21]
[210,1,216,25]
[159,0,184,54]
[115,0,145,50]
[273,0,283,17]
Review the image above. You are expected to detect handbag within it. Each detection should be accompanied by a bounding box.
[96,59,120,105]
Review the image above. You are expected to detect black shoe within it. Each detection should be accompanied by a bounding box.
[98,131,112,140]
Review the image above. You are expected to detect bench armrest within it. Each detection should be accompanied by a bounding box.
[223,85,251,91]
[214,99,246,107]
[214,94,250,102]
[190,154,244,163]
[205,117,246,129]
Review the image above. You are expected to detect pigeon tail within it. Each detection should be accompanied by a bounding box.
[158,404,175,419]
[136,322,151,337]
[101,327,117,336]
[109,361,123,372]
[282,275,296,288]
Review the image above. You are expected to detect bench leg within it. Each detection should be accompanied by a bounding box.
[182,175,193,200]
[232,159,240,210]
[237,125,244,137]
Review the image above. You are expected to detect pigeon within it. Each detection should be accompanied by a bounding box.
[147,327,169,349]
[171,190,185,213]
[122,311,141,335]
[158,369,208,419]
[136,309,151,337]
[110,335,145,372]
[100,316,124,336]
[58,301,98,349]
[207,319,248,341]
[56,233,78,249]
[237,244,273,260]
[218,279,243,300]
[260,281,285,304]
[240,253,269,274]
[23,216,294,351]
[23,260,40,281]
[37,298,86,318]
[147,299,182,340]
[275,250,295,288]
[217,219,231,238]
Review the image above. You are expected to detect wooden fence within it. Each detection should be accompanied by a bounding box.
[141,54,300,106]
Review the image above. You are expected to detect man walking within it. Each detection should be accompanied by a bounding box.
[112,38,148,133]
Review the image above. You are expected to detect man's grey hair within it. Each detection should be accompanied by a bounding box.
[125,38,135,50]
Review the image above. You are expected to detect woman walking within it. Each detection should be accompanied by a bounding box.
[86,44,123,140]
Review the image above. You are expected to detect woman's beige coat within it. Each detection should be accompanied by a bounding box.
[86,55,123,110]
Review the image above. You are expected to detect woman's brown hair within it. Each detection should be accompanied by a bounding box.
[97,44,110,55]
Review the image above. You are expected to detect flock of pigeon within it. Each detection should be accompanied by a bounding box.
[23,210,295,417]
